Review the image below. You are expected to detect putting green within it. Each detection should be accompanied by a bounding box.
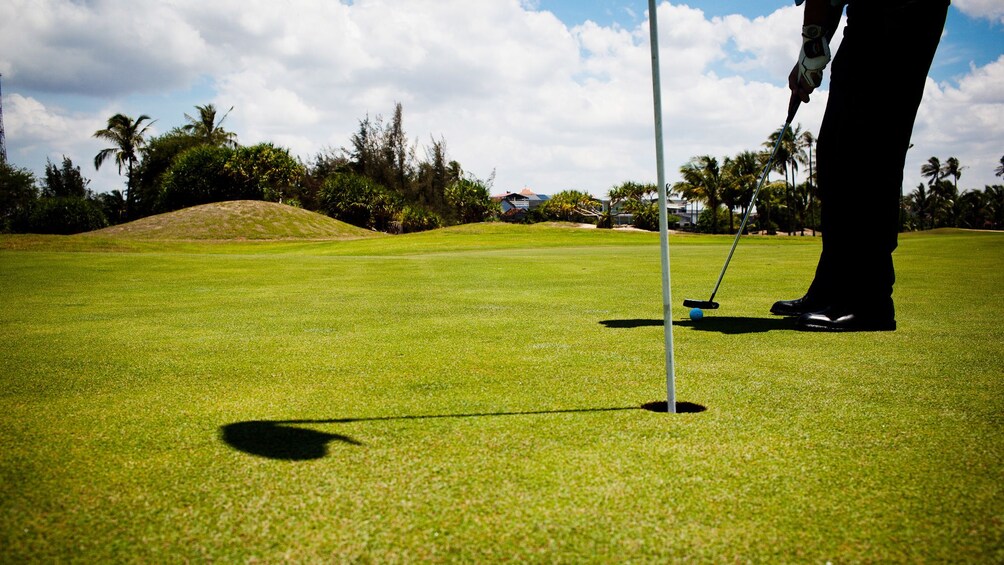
[1,226,1001,561]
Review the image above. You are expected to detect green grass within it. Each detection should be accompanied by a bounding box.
[1,224,1002,562]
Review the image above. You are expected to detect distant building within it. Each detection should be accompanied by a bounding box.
[492,188,551,216]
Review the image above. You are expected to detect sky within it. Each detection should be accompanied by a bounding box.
[1,0,1002,199]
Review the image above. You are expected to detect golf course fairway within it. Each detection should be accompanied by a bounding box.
[1,223,1001,562]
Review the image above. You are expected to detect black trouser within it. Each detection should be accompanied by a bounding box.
[807,0,949,315]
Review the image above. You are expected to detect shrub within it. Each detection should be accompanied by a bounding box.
[27,197,108,234]
[159,145,234,211]
[0,162,38,233]
[225,144,304,203]
[697,205,731,233]
[632,204,660,231]
[399,205,442,233]
[158,143,305,212]
[318,172,402,231]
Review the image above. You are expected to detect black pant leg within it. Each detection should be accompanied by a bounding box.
[810,0,949,312]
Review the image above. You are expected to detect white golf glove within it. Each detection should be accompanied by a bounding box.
[797,24,831,89]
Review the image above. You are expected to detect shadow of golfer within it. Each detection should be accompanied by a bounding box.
[220,402,706,461]
[675,316,796,334]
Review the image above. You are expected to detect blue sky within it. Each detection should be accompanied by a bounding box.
[1,0,1001,196]
[538,0,1002,81]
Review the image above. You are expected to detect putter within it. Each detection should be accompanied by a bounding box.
[683,93,802,310]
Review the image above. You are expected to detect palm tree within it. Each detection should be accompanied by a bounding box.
[957,189,988,229]
[985,184,1004,229]
[93,113,155,214]
[673,155,723,234]
[995,155,1003,179]
[940,157,963,193]
[921,156,942,186]
[797,130,817,235]
[930,179,959,227]
[766,124,804,234]
[721,151,759,233]
[182,104,237,148]
[909,183,932,230]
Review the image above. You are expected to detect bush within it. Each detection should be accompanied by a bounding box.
[133,131,201,217]
[158,143,306,212]
[0,162,38,233]
[398,205,442,233]
[27,197,108,234]
[445,178,495,224]
[632,204,660,231]
[318,172,402,231]
[697,206,731,233]
[225,144,304,203]
[159,145,234,211]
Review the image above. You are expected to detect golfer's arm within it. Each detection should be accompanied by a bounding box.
[802,0,844,40]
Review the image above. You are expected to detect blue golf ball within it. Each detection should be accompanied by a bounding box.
[689,307,704,321]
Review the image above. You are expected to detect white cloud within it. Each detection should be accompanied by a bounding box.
[952,0,1004,24]
[0,0,212,95]
[1,0,1001,198]
[4,94,132,191]
[909,55,1004,191]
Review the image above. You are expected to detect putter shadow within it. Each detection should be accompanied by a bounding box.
[221,403,704,461]
[601,317,794,334]
[600,319,664,329]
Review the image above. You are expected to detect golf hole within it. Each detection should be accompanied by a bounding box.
[642,401,706,414]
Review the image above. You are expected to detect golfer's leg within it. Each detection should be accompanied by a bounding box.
[816,0,948,315]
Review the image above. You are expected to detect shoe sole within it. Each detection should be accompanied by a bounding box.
[771,308,814,317]
[796,321,897,332]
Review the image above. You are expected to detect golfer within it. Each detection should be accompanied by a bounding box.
[771,0,950,331]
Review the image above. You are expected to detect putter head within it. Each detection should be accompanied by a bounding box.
[683,299,719,310]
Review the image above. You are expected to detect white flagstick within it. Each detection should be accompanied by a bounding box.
[648,0,676,414]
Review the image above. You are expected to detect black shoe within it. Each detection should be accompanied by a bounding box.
[770,295,829,317]
[796,306,896,332]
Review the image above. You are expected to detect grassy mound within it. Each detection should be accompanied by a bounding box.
[86,200,378,240]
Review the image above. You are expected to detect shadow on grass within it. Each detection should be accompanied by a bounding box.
[221,402,706,461]
[600,319,661,328]
[601,317,795,334]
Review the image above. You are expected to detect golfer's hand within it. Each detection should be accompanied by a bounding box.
[789,64,815,103]
[790,24,830,103]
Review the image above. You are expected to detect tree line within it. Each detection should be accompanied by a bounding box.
[904,156,1004,230]
[0,102,499,234]
[530,123,823,235]
[666,126,1004,234]
[3,104,1002,235]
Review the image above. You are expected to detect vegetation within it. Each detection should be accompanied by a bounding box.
[1,225,1001,561]
[4,99,1002,236]
[904,155,1004,230]
[2,101,501,235]
[671,129,1002,235]
[534,189,602,224]
[92,113,156,215]
[0,161,37,232]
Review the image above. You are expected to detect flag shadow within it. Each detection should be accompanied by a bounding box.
[220,402,705,461]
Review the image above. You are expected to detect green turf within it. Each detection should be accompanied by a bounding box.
[1,226,1001,561]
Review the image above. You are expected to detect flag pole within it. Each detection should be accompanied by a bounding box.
[648,0,676,413]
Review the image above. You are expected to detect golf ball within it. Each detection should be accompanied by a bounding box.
[689,308,704,321]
